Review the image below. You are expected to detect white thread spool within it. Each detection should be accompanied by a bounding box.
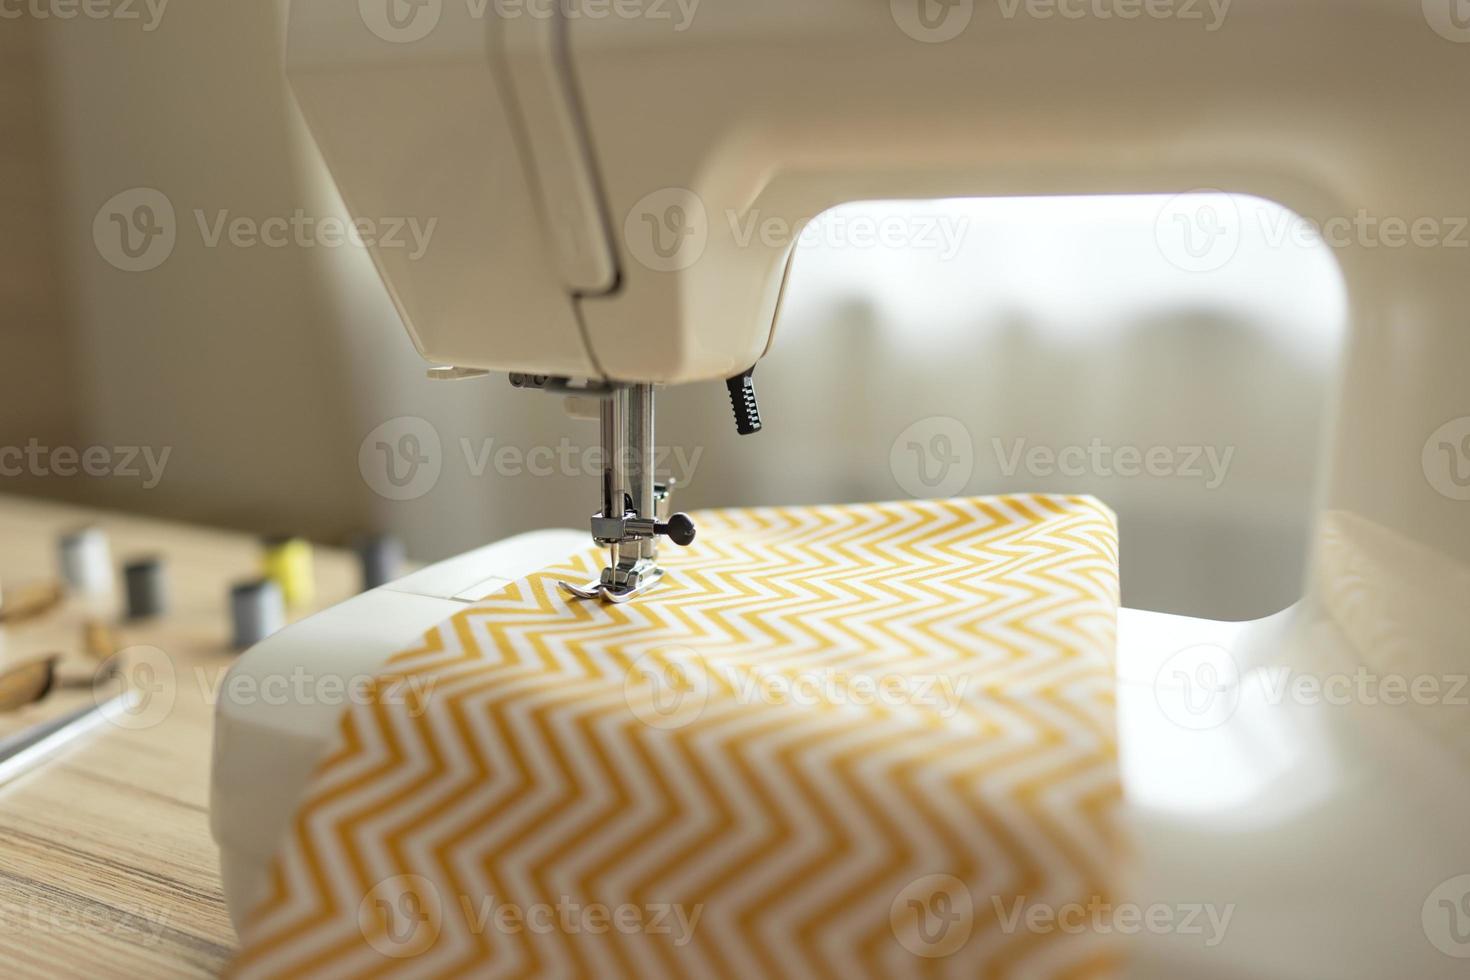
[59,526,113,597]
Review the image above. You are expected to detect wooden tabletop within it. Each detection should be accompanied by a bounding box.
[0,495,363,978]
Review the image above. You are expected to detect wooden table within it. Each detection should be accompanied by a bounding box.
[0,495,362,977]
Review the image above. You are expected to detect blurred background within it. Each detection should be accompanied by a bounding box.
[0,3,1345,623]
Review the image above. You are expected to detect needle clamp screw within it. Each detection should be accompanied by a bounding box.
[656,513,697,547]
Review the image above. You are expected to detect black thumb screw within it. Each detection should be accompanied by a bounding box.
[657,513,697,547]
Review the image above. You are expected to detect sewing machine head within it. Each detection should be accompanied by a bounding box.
[284,0,1470,608]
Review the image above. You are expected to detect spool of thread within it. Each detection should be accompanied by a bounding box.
[59,526,112,597]
[355,533,405,591]
[262,536,315,609]
[124,557,168,620]
[230,579,286,650]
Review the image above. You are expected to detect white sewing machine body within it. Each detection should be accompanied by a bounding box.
[212,1,1470,975]
[278,0,1470,617]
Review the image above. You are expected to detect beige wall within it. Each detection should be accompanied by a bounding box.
[0,17,79,480]
[12,3,368,539]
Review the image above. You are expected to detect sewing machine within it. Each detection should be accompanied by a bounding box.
[212,2,1470,976]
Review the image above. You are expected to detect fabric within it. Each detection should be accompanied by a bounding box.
[233,495,1123,979]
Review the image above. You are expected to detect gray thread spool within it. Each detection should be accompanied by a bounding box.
[124,557,167,620]
[231,579,286,650]
[355,534,405,591]
[59,526,113,596]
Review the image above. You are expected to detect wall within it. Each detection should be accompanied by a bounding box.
[28,1,367,537]
[0,15,79,482]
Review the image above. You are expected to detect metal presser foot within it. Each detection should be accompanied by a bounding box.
[540,382,698,604]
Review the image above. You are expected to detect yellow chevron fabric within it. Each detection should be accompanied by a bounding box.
[234,495,1123,979]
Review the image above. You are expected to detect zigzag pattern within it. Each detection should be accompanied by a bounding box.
[233,495,1123,979]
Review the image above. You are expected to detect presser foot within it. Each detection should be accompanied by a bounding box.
[558,560,667,605]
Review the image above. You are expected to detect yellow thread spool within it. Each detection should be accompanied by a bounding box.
[262,537,315,609]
